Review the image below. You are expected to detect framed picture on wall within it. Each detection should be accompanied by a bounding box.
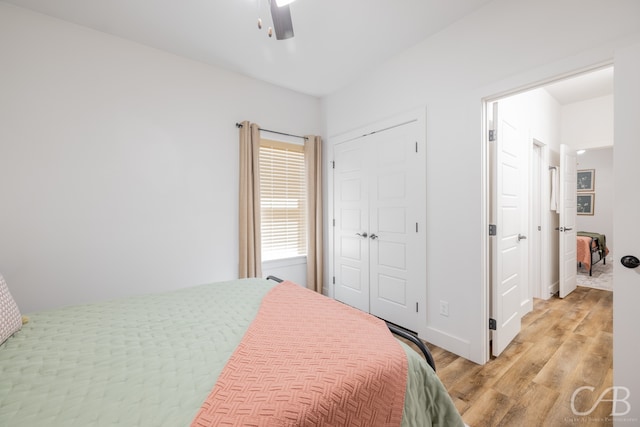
[577,193,595,215]
[577,169,595,191]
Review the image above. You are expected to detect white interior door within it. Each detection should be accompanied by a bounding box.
[491,100,525,357]
[369,122,424,333]
[614,42,640,421]
[333,138,370,312]
[558,143,577,298]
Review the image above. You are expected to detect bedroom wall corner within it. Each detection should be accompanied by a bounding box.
[0,3,322,312]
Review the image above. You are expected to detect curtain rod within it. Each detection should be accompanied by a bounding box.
[235,123,308,140]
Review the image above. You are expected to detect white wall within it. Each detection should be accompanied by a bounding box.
[562,95,614,150]
[322,0,640,363]
[576,147,614,255]
[0,3,321,313]
[262,257,306,286]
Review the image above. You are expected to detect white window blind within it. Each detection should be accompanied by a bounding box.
[259,139,307,261]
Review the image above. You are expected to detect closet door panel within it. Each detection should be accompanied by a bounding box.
[378,274,408,305]
[333,138,370,312]
[369,122,424,333]
[378,206,406,234]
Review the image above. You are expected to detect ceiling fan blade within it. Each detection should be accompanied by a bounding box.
[269,0,294,40]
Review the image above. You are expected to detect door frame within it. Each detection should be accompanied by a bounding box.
[481,62,613,360]
[530,139,550,300]
[327,107,427,329]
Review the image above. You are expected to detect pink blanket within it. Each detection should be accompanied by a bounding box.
[191,281,408,427]
[577,236,595,271]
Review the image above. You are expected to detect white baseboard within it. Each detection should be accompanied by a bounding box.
[421,326,472,361]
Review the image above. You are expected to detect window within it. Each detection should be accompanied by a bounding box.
[259,139,306,261]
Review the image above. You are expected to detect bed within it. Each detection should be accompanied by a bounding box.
[0,276,464,427]
[576,231,609,276]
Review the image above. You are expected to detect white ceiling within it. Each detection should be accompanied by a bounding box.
[2,0,495,97]
[3,0,615,101]
[544,66,614,105]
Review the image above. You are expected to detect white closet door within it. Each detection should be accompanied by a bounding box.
[369,122,424,333]
[333,138,370,313]
[333,119,425,334]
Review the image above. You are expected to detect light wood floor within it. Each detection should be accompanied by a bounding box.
[425,286,613,427]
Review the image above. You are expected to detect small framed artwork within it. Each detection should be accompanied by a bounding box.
[577,169,595,191]
[577,193,595,215]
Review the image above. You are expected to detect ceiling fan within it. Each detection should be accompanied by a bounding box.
[258,0,296,40]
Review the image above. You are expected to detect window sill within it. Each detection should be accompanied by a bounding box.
[262,255,307,269]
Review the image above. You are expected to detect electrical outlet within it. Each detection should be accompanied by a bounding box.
[439,300,449,317]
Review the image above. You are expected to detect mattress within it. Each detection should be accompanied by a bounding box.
[0,278,463,426]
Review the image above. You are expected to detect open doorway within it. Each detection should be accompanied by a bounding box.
[573,147,614,291]
[485,65,614,358]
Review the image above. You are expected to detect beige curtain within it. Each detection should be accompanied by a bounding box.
[304,135,323,293]
[238,121,262,278]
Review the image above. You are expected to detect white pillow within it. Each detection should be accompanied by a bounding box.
[0,274,22,345]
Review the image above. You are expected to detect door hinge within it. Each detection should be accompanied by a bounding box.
[416,222,419,233]
[331,161,335,169]
[489,318,497,330]
[415,142,418,153]
[489,130,496,142]
[489,224,497,236]
[416,302,419,313]
[333,218,335,227]
[332,276,335,284]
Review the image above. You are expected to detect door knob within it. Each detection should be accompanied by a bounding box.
[356,232,368,238]
[518,234,527,241]
[621,255,640,269]
[369,233,378,240]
